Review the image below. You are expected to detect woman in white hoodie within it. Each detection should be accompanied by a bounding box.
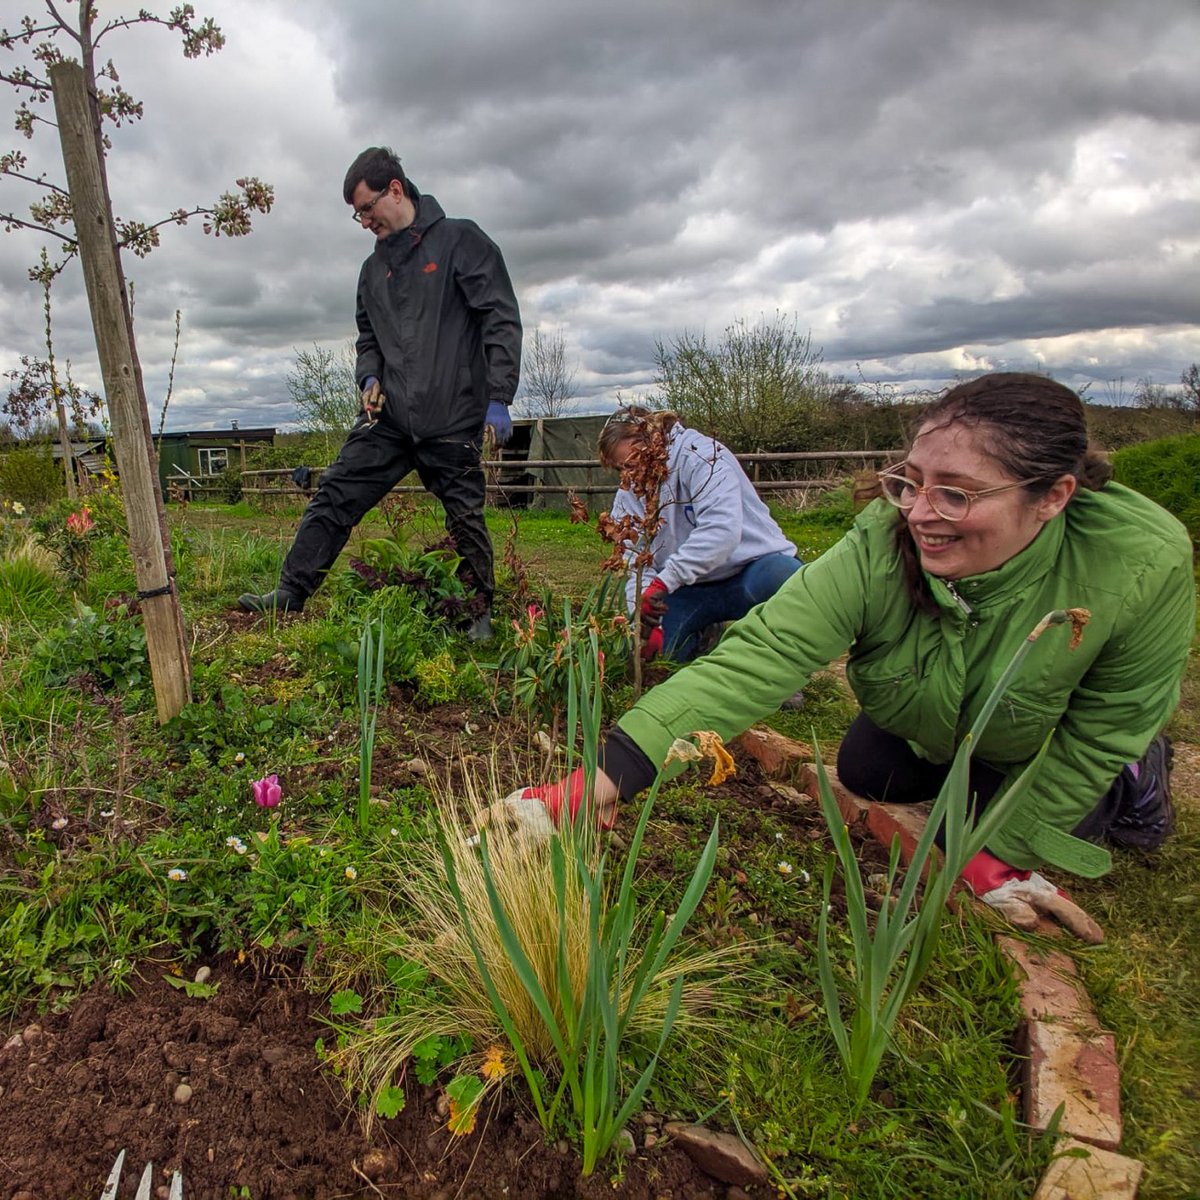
[599,407,801,661]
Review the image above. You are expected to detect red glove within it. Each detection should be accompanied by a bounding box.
[640,626,664,661]
[959,848,1030,896]
[640,578,669,629]
[959,849,1104,943]
[522,766,588,825]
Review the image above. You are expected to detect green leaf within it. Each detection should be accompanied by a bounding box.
[375,1085,406,1119]
[446,1073,485,1108]
[329,988,363,1015]
[162,975,220,999]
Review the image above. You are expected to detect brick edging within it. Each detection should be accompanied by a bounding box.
[732,732,1146,1197]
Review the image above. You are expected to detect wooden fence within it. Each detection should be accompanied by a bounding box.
[238,449,902,505]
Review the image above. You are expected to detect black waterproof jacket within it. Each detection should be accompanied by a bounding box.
[354,182,522,441]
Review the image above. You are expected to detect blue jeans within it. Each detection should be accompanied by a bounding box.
[660,553,802,662]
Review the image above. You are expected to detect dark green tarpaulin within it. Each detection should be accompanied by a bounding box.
[522,414,621,510]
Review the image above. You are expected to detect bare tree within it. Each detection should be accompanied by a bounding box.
[286,342,360,457]
[1179,363,1199,413]
[517,327,577,418]
[1134,376,1172,410]
[0,4,274,723]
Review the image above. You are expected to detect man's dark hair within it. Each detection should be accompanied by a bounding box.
[343,146,407,204]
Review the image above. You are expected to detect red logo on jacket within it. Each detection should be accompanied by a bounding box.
[423,262,438,273]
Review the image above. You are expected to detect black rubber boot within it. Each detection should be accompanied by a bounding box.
[1108,734,1175,850]
[466,611,494,643]
[237,589,306,615]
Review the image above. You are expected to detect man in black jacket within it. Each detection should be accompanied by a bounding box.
[239,147,522,641]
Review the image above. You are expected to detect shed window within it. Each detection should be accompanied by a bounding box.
[197,448,228,475]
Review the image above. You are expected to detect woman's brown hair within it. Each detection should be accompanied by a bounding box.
[873,373,1111,614]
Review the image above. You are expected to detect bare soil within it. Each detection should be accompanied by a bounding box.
[0,956,726,1200]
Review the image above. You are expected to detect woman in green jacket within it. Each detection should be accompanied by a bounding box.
[500,373,1194,937]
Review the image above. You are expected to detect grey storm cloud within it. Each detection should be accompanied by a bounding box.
[0,0,1197,429]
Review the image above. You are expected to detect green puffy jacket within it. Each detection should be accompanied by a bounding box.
[617,483,1195,876]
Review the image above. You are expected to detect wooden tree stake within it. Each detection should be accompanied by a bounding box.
[50,61,191,723]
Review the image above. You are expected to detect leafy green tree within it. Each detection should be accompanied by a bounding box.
[653,312,858,453]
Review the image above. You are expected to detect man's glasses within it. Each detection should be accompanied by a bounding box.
[877,468,1044,522]
[351,187,389,223]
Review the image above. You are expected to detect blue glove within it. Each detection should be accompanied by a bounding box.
[485,400,513,446]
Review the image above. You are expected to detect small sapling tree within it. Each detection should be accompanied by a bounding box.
[0,3,275,722]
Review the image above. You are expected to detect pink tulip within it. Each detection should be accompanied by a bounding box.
[252,773,281,808]
[66,506,94,536]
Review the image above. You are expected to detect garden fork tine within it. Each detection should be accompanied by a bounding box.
[100,1149,124,1200]
[99,1151,181,1200]
[132,1162,154,1200]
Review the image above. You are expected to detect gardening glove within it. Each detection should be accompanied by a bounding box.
[361,376,384,420]
[640,625,664,661]
[485,400,513,446]
[467,767,603,847]
[639,578,669,630]
[961,849,1104,944]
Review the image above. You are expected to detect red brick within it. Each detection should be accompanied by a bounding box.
[1032,1138,1144,1199]
[996,936,1101,1030]
[866,802,932,866]
[795,762,870,825]
[731,727,812,778]
[1020,1019,1122,1150]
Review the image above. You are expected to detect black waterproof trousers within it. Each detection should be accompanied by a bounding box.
[835,712,1122,844]
[279,413,493,602]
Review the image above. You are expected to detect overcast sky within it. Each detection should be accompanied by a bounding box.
[2,0,1198,431]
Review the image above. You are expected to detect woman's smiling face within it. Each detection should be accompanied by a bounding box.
[902,420,1076,580]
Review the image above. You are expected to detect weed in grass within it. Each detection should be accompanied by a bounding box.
[357,620,385,834]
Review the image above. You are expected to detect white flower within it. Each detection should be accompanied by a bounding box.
[167,868,188,881]
[51,817,68,830]
[775,832,784,842]
[234,752,245,764]
[777,860,793,876]
[12,501,25,515]
[799,868,811,884]
[389,827,399,837]
[225,836,248,855]
[344,866,358,881]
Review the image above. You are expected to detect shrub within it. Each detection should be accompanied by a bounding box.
[0,445,65,509]
[31,601,148,692]
[1110,433,1200,544]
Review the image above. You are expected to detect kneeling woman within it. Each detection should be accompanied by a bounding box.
[598,407,801,662]
[509,374,1194,936]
